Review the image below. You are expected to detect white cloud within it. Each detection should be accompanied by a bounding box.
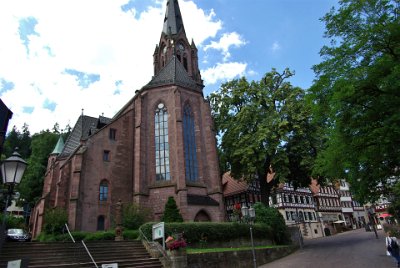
[204,32,246,61]
[271,41,281,52]
[0,0,225,134]
[202,62,247,85]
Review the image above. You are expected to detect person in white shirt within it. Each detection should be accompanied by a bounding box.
[386,231,400,267]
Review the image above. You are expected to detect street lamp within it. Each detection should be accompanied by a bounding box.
[241,204,257,268]
[0,149,27,248]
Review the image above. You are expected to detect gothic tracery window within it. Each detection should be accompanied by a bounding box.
[183,104,198,181]
[155,103,170,181]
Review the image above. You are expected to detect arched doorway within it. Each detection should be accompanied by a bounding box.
[194,210,211,222]
[97,215,105,231]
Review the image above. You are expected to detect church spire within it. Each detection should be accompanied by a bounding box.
[150,0,203,88]
[162,0,185,36]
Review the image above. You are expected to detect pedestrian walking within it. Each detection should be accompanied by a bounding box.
[386,231,400,267]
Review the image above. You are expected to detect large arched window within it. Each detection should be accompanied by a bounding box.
[99,180,108,201]
[155,103,170,181]
[183,104,198,181]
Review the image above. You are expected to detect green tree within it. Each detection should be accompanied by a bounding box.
[43,207,68,235]
[2,124,32,160]
[388,182,400,221]
[122,203,151,230]
[309,0,400,202]
[209,69,318,205]
[161,196,184,222]
[18,130,59,207]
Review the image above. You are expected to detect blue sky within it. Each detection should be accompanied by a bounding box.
[0,0,337,134]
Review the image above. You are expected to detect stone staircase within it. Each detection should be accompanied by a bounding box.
[0,240,163,268]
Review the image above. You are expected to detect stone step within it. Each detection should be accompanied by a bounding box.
[0,240,163,268]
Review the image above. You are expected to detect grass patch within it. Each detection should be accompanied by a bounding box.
[187,245,290,254]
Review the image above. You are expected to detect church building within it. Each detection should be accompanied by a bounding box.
[30,0,225,237]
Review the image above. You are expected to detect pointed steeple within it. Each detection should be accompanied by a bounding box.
[51,135,65,155]
[162,0,185,36]
[150,0,203,89]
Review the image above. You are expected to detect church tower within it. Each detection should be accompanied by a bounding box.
[132,0,224,221]
[152,0,202,87]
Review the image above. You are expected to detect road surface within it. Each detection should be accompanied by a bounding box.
[260,228,397,268]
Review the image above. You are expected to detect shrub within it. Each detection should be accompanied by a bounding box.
[123,229,139,240]
[43,207,68,235]
[139,222,274,246]
[36,229,139,242]
[0,214,25,229]
[122,203,151,230]
[84,231,115,241]
[161,196,183,222]
[253,202,290,244]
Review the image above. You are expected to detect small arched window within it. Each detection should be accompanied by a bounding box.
[99,180,108,201]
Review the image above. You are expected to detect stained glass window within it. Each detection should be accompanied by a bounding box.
[155,103,170,181]
[183,104,198,181]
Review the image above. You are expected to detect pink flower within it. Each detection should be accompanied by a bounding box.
[167,239,187,250]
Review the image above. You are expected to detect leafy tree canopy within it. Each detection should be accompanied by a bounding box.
[309,0,400,203]
[208,69,318,205]
[1,123,70,210]
[388,181,400,221]
[18,130,60,207]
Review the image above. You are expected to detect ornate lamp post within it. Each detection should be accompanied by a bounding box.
[241,204,257,268]
[0,149,27,248]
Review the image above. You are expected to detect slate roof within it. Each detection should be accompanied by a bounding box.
[143,56,200,91]
[60,115,110,157]
[187,194,219,206]
[163,0,185,35]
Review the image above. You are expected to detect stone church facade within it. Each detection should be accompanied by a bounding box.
[31,0,225,237]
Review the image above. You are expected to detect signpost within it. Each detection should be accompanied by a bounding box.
[101,264,118,268]
[7,260,21,268]
[152,222,165,249]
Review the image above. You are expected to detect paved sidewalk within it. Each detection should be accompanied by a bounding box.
[259,228,397,268]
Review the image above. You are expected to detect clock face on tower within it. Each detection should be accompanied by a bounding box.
[178,43,184,51]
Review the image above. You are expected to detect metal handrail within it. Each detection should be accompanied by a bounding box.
[64,223,75,243]
[139,227,170,260]
[64,223,98,268]
[81,240,99,268]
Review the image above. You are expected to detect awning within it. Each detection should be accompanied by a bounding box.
[379,213,393,218]
[333,220,345,224]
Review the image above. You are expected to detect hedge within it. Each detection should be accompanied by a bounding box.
[139,222,287,245]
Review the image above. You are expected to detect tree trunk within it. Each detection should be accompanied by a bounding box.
[259,171,274,207]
